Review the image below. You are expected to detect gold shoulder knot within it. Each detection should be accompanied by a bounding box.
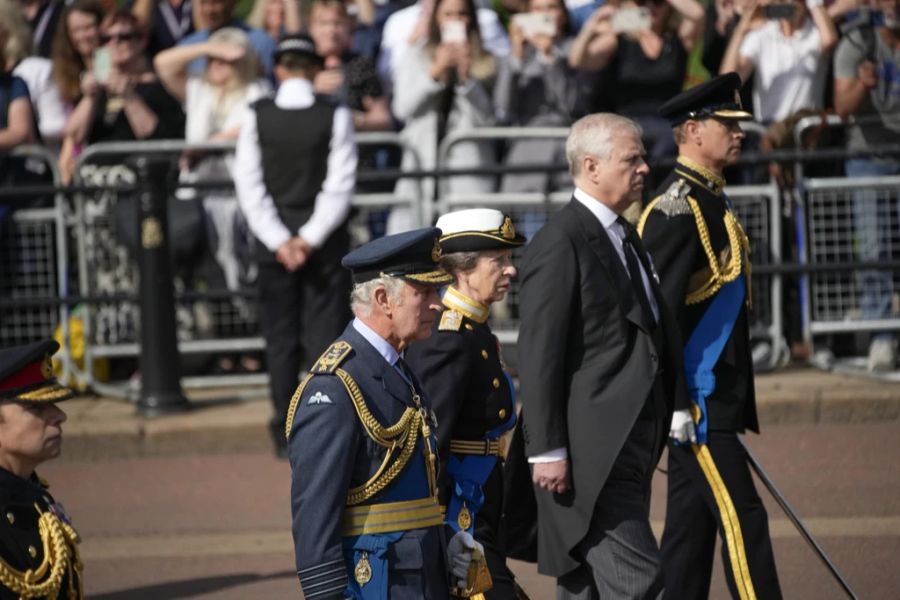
[654,179,692,218]
[439,310,463,331]
[310,341,353,374]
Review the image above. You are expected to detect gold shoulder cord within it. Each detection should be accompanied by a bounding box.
[283,369,435,506]
[0,505,82,599]
[687,198,751,306]
[638,196,752,307]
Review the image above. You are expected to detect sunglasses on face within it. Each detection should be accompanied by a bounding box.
[101,32,138,44]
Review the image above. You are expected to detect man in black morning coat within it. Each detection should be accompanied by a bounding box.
[516,113,691,599]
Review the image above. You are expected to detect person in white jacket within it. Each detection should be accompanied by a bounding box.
[389,0,497,233]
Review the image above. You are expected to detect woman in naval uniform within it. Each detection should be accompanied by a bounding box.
[406,208,526,599]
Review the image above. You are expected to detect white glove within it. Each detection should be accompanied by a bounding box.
[669,409,697,444]
[446,530,483,588]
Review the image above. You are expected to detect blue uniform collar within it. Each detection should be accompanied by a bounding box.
[352,317,404,370]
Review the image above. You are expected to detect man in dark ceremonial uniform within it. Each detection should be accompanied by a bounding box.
[286,228,487,600]
[0,340,82,600]
[638,72,782,600]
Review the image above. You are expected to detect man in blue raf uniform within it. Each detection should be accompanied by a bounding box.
[286,227,486,600]
[0,340,82,600]
[638,72,782,599]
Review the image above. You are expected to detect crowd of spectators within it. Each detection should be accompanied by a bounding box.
[1,0,898,369]
[2,0,897,193]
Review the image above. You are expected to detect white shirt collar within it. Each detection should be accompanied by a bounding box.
[573,187,621,234]
[275,77,314,109]
[352,317,400,366]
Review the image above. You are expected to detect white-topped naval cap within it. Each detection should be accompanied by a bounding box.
[435,209,526,253]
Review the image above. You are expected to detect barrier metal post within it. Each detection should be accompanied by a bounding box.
[132,156,189,415]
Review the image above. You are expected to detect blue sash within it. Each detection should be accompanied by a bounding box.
[342,436,437,598]
[445,371,518,534]
[682,275,746,445]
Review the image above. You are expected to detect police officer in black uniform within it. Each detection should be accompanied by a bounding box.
[0,340,82,600]
[638,73,782,600]
[234,33,357,457]
[286,227,488,600]
[405,209,526,599]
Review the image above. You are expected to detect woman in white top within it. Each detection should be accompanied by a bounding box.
[156,28,272,372]
[390,0,497,233]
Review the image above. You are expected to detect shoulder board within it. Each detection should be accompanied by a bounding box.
[652,178,692,218]
[439,309,463,331]
[310,341,353,374]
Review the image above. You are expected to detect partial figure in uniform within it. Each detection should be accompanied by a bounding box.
[638,72,782,600]
[286,227,488,600]
[0,340,82,600]
[405,209,526,599]
[517,113,690,600]
[234,33,357,457]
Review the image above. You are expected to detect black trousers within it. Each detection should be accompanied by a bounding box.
[257,229,351,434]
[557,418,667,600]
[660,432,782,600]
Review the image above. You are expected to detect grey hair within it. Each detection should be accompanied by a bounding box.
[566,113,643,176]
[349,275,406,317]
[439,251,481,278]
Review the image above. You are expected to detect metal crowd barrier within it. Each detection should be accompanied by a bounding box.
[65,134,421,394]
[436,126,784,368]
[0,145,79,384]
[800,175,900,341]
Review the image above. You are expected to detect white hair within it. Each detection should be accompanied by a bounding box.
[349,275,405,317]
[566,113,643,176]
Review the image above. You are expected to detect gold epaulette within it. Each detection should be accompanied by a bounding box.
[638,179,693,235]
[310,341,353,374]
[439,309,463,331]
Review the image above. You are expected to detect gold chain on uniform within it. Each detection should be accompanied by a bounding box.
[284,367,437,506]
[0,505,82,599]
[685,198,752,306]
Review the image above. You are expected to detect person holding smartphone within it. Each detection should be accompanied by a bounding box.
[719,0,839,124]
[568,0,705,166]
[61,9,184,175]
[389,0,497,233]
[495,0,580,204]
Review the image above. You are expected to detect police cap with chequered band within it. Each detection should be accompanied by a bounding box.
[0,340,73,403]
[342,227,454,285]
[436,209,527,254]
[658,72,754,126]
[274,33,324,67]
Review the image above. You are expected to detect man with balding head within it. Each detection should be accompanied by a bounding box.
[517,113,690,599]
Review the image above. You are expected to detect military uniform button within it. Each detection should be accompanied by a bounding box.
[481,350,489,359]
[5,511,13,524]
[28,545,37,558]
[498,408,507,419]
[465,324,474,330]
[492,378,500,388]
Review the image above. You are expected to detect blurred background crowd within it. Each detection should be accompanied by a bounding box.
[1,0,898,377]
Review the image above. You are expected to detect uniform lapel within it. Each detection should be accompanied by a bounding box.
[568,200,650,334]
[343,325,415,410]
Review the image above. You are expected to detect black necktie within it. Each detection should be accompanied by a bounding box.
[617,217,656,326]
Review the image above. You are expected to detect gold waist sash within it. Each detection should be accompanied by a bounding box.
[341,497,443,537]
[450,439,502,456]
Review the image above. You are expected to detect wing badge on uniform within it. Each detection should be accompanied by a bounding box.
[308,391,333,405]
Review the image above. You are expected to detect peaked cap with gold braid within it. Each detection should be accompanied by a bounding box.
[0,340,74,403]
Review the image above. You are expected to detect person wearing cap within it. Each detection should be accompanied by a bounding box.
[404,209,526,599]
[285,227,486,600]
[517,113,690,599]
[0,340,83,600]
[638,72,782,599]
[234,33,357,458]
